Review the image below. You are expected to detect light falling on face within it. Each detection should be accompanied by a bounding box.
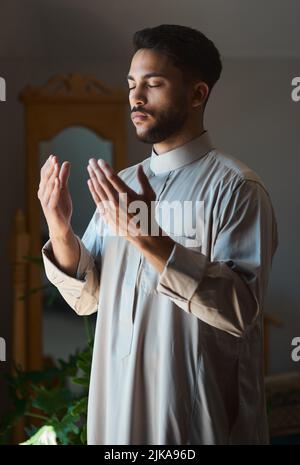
[127,49,190,144]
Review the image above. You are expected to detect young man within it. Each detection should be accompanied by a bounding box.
[39,25,278,445]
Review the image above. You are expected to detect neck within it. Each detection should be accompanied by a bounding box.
[153,124,206,155]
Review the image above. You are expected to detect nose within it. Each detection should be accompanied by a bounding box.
[129,86,147,107]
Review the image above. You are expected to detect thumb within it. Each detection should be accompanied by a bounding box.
[137,164,155,200]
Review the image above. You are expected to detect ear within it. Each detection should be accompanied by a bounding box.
[191,81,210,108]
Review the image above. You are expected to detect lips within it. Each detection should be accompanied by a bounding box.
[132,112,149,121]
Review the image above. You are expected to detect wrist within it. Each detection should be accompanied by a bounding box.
[49,226,74,243]
[134,230,175,253]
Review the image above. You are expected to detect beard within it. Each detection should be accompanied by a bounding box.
[133,92,189,144]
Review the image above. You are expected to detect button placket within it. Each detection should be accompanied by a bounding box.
[117,170,173,358]
[118,245,141,359]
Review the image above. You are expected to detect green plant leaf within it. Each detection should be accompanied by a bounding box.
[0,286,95,445]
[69,397,88,417]
[31,385,73,416]
[72,377,89,387]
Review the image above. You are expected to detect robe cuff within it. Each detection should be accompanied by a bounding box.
[41,234,94,283]
[74,236,95,280]
[156,242,207,313]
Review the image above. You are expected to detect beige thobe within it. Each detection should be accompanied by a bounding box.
[42,131,278,444]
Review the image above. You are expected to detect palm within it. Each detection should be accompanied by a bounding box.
[57,186,72,223]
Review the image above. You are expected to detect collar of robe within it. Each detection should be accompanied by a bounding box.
[149,130,214,175]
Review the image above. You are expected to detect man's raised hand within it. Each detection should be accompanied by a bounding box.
[37,155,73,239]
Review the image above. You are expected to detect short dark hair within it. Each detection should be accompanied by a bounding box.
[132,24,222,105]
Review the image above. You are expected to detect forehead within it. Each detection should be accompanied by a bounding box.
[127,48,181,81]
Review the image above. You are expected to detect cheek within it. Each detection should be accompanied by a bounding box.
[154,86,184,108]
[149,94,172,115]
[153,88,172,104]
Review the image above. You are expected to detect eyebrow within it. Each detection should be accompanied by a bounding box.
[126,72,167,81]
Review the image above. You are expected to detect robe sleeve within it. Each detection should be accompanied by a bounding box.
[41,208,103,316]
[156,179,278,337]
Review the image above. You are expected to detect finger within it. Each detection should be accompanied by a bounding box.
[48,177,61,209]
[96,173,118,204]
[40,154,54,178]
[43,163,59,206]
[88,159,107,186]
[88,160,117,203]
[39,155,56,197]
[87,178,101,207]
[89,172,107,204]
[59,161,71,189]
[43,164,58,206]
[98,159,137,197]
[87,165,108,201]
[88,177,108,216]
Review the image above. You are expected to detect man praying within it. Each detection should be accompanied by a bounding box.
[39,24,278,445]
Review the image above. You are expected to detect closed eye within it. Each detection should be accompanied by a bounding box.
[128,85,161,91]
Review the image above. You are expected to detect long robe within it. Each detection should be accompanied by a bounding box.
[42,131,278,445]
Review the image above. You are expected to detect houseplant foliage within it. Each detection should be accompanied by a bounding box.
[0,329,93,445]
[0,253,94,445]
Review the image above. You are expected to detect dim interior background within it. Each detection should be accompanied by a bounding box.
[0,0,299,442]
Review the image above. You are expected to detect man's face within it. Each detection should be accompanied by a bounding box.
[127,49,190,144]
